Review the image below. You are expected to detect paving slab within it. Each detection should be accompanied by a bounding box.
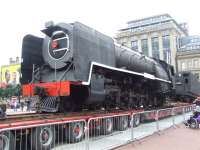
[116,124,200,150]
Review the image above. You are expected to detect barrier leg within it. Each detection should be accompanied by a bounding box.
[85,122,90,150]
[155,110,161,135]
[183,107,186,122]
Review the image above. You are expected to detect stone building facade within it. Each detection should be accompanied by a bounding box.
[177,36,200,80]
[115,14,188,70]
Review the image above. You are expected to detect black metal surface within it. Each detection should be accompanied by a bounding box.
[175,72,200,100]
[72,22,116,81]
[41,22,171,83]
[21,35,44,84]
[115,46,154,74]
[85,74,106,104]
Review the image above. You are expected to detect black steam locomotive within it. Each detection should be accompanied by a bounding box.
[175,72,200,102]
[21,21,175,113]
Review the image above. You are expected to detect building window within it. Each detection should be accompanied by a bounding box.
[193,59,199,68]
[141,39,148,56]
[131,40,138,50]
[181,62,186,71]
[162,35,171,64]
[194,73,199,80]
[188,61,192,70]
[151,37,159,59]
[121,42,127,46]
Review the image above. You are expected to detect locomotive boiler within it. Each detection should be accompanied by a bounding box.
[21,21,174,112]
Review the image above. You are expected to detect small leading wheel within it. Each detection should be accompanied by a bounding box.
[0,131,14,150]
[65,122,85,143]
[101,118,113,135]
[32,126,55,150]
[116,116,128,131]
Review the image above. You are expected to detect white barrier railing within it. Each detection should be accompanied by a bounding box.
[0,119,87,150]
[0,104,196,150]
[86,113,131,150]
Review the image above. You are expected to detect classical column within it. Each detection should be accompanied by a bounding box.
[147,33,152,57]
[127,37,131,48]
[137,36,142,52]
[158,32,164,60]
[170,30,177,71]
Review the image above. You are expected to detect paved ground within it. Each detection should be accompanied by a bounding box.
[116,124,200,150]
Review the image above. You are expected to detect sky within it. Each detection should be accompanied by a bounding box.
[0,0,200,66]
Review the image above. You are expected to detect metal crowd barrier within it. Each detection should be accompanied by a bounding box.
[130,104,195,141]
[0,104,196,150]
[0,119,87,150]
[86,113,132,150]
[131,110,157,141]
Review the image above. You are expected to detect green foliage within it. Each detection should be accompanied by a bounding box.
[0,84,21,99]
[0,88,4,98]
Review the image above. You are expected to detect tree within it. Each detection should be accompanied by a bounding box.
[14,84,22,102]
[4,85,13,98]
[0,88,4,99]
[0,84,21,100]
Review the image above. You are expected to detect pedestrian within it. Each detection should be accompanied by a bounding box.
[14,101,17,112]
[193,97,200,106]
[21,102,24,112]
[27,100,30,112]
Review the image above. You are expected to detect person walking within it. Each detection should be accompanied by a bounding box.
[27,100,30,112]
[14,101,17,112]
[21,102,24,112]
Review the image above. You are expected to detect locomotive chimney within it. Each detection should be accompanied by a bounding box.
[45,21,54,28]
